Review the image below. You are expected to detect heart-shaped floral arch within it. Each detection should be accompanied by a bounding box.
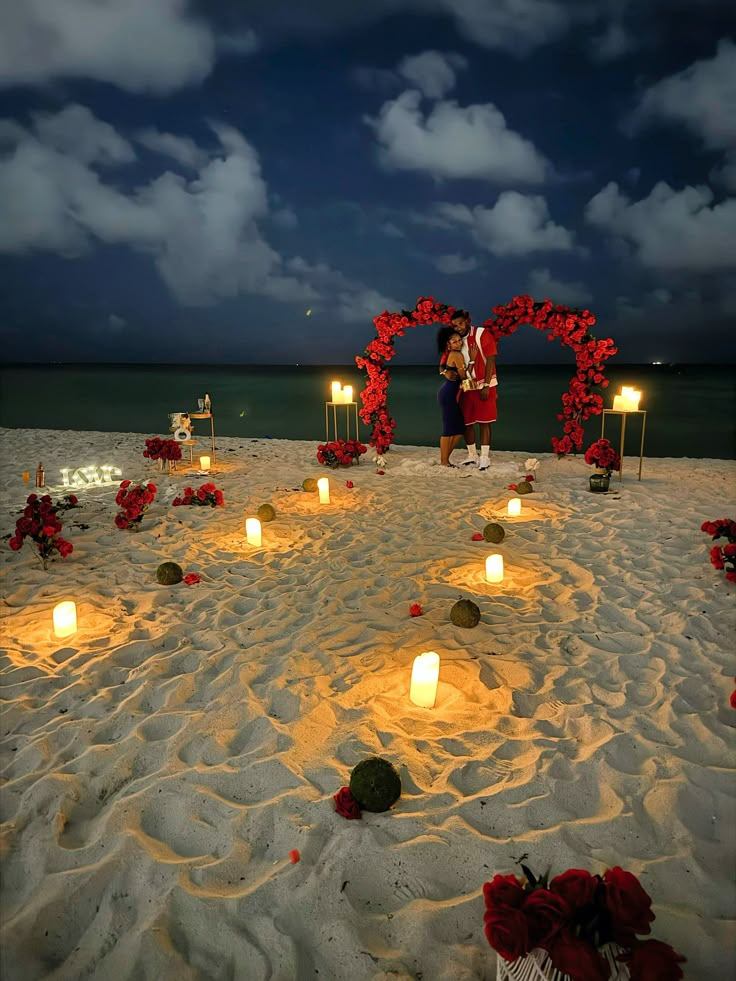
[355,295,617,458]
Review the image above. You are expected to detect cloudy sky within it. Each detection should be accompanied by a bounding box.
[1,0,734,364]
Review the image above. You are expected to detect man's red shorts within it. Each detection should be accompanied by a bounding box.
[461,389,497,425]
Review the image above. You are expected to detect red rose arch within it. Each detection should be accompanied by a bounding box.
[355,295,617,458]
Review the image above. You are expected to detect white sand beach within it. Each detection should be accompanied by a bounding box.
[1,427,735,981]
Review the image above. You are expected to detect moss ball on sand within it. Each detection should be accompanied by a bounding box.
[156,561,183,585]
[349,757,402,812]
[450,598,481,628]
[257,503,276,522]
[302,478,318,493]
[516,480,533,495]
[483,522,505,544]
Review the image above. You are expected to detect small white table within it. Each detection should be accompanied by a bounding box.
[601,409,647,481]
[325,401,360,442]
[190,412,216,464]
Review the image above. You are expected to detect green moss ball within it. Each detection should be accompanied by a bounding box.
[302,478,318,493]
[257,503,276,522]
[349,757,402,812]
[156,561,183,585]
[450,598,481,628]
[483,522,505,544]
[516,480,534,495]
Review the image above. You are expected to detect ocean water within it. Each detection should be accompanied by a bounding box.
[1,363,734,459]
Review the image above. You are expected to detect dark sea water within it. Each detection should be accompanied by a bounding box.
[1,363,734,458]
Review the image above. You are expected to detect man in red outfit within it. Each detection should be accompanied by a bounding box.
[451,310,498,471]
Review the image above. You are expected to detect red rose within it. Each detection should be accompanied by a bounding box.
[483,874,526,913]
[214,491,224,505]
[471,533,484,541]
[172,497,183,506]
[333,786,362,820]
[523,888,569,948]
[549,869,598,911]
[183,573,200,585]
[115,514,129,529]
[524,474,535,482]
[508,483,517,491]
[619,939,686,980]
[727,571,736,582]
[9,537,22,551]
[409,603,423,617]
[723,543,736,557]
[120,479,131,489]
[345,480,354,488]
[603,867,654,939]
[547,931,609,981]
[376,469,385,475]
[67,494,78,505]
[483,908,529,962]
[730,687,736,708]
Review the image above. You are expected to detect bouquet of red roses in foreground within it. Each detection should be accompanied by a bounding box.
[701,517,736,583]
[8,493,78,570]
[484,864,685,981]
[173,483,224,507]
[115,480,157,530]
[142,437,182,462]
[316,438,367,467]
[584,438,621,475]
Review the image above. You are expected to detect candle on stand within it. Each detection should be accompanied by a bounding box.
[331,381,342,403]
[199,455,211,472]
[507,497,521,517]
[485,554,504,583]
[53,601,77,639]
[409,651,440,708]
[613,386,642,411]
[317,477,330,504]
[342,385,353,404]
[245,517,262,546]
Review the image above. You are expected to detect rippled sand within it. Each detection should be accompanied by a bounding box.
[1,428,735,980]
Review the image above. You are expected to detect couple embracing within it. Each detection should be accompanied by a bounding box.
[437,309,497,469]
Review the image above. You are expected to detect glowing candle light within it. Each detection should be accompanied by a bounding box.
[245,517,262,546]
[200,455,211,472]
[485,554,504,583]
[342,385,353,404]
[507,497,521,517]
[22,471,31,483]
[317,477,330,504]
[409,651,440,708]
[53,601,77,639]
[331,381,342,403]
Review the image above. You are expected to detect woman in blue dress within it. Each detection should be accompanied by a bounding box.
[437,325,468,467]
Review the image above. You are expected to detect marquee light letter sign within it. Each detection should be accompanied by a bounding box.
[60,465,123,487]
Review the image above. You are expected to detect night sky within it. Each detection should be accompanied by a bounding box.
[1,0,734,364]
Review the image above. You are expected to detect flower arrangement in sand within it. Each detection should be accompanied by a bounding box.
[316,438,367,468]
[143,437,182,462]
[173,483,224,507]
[8,493,78,570]
[701,518,736,583]
[115,480,157,530]
[584,438,621,476]
[484,864,685,981]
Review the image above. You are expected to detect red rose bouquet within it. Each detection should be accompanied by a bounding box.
[316,438,367,467]
[143,437,182,462]
[584,438,621,475]
[701,517,736,583]
[172,483,224,507]
[484,864,685,981]
[8,493,78,570]
[115,480,157,530]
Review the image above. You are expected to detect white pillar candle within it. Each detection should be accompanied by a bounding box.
[53,601,77,638]
[60,468,71,487]
[612,394,626,411]
[409,651,440,708]
[331,381,342,403]
[317,477,330,504]
[485,554,504,583]
[508,497,521,517]
[200,455,211,472]
[342,385,353,404]
[245,517,262,546]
